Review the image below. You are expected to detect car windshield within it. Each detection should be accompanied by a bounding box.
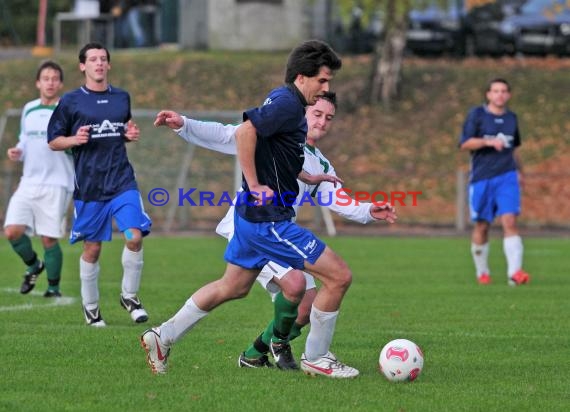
[520,0,569,15]
[410,1,463,18]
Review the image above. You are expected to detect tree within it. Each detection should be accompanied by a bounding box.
[367,0,455,108]
[368,0,410,108]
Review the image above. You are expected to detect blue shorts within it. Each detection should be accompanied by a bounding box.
[70,190,152,244]
[224,211,326,270]
[469,170,520,223]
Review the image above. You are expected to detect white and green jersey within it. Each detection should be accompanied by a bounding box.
[17,98,74,191]
[176,116,377,240]
[299,144,376,225]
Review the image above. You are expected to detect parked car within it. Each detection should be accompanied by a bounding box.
[406,1,467,56]
[464,0,526,55]
[500,0,570,55]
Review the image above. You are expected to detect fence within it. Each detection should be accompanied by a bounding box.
[1,109,569,235]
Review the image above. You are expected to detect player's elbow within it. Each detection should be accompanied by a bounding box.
[235,120,256,141]
[48,140,59,151]
[48,138,65,151]
[459,142,471,151]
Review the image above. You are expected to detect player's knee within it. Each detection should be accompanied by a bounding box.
[234,289,250,299]
[218,277,250,300]
[41,236,58,249]
[229,283,250,299]
[124,228,143,251]
[280,270,306,300]
[4,227,16,241]
[332,265,353,291]
[501,215,517,233]
[82,243,102,262]
[4,226,23,241]
[340,270,353,291]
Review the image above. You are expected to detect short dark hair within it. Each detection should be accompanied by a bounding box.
[284,40,342,83]
[79,42,111,64]
[487,78,510,92]
[36,60,64,82]
[320,91,337,109]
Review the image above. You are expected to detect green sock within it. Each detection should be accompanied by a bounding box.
[270,292,298,344]
[244,327,271,359]
[44,243,62,291]
[9,235,38,267]
[288,322,304,342]
[261,321,273,347]
[243,293,300,358]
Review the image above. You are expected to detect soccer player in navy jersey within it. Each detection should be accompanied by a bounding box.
[47,42,151,327]
[141,40,386,378]
[153,93,397,371]
[459,78,530,286]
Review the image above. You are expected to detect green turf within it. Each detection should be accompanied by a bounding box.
[1,236,569,411]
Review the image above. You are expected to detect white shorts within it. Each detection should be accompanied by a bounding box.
[4,183,72,238]
[215,205,235,240]
[257,261,317,294]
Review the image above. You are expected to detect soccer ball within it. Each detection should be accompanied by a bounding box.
[379,339,424,382]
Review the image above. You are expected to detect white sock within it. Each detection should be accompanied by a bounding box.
[304,305,339,361]
[159,297,209,346]
[471,242,490,277]
[121,246,144,298]
[503,235,523,277]
[80,257,100,309]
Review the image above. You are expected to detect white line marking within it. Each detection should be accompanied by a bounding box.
[0,287,76,312]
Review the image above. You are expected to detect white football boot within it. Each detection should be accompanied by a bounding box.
[300,351,359,378]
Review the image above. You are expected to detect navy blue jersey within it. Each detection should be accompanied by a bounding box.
[237,84,307,222]
[47,85,138,201]
[460,105,521,183]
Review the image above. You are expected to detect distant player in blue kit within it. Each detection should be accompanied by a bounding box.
[459,78,530,286]
[141,40,376,378]
[48,42,151,326]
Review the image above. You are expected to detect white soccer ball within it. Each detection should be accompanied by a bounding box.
[379,338,424,382]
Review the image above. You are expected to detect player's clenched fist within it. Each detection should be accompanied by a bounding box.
[124,120,140,142]
[75,125,91,146]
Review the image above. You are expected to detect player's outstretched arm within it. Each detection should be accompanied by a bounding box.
[177,117,238,155]
[316,179,395,225]
[298,171,343,187]
[155,110,238,155]
[154,110,184,129]
[369,203,397,223]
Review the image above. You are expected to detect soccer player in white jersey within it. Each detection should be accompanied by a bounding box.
[4,61,74,297]
[152,91,397,375]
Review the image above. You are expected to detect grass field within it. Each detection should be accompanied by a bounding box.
[1,235,569,411]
